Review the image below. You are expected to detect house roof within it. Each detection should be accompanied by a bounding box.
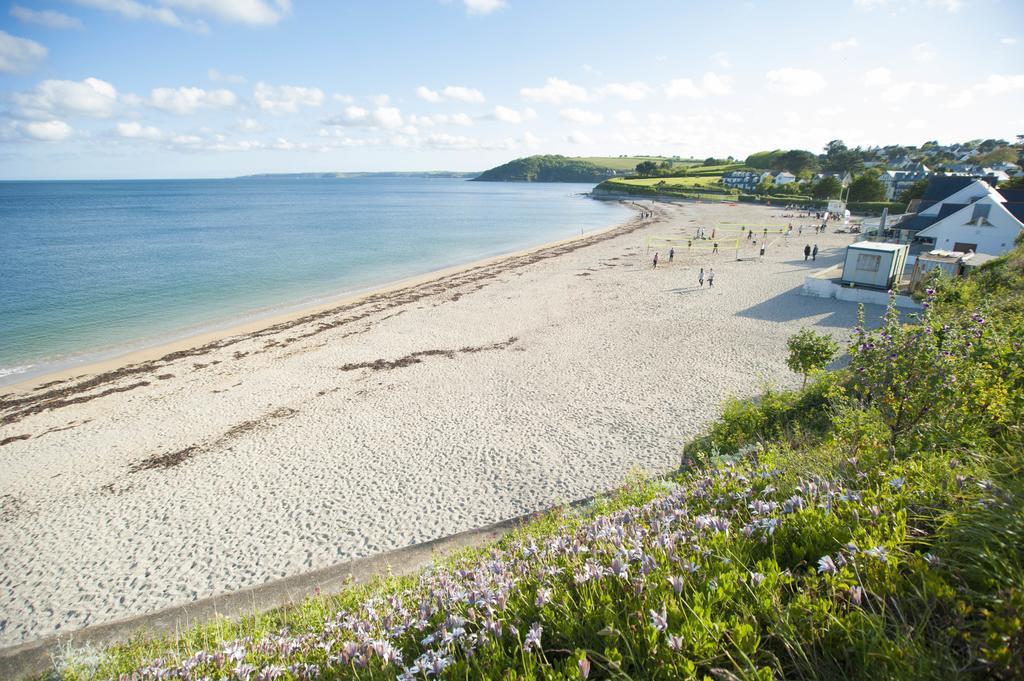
[899,203,968,231]
[920,176,979,203]
[916,196,1024,250]
[847,241,909,253]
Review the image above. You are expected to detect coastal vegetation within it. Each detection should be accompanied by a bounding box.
[472,156,695,182]
[55,238,1024,679]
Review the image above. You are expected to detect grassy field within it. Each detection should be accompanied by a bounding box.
[577,156,700,171]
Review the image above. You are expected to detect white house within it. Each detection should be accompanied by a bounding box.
[773,171,797,185]
[915,194,1024,256]
[841,242,909,290]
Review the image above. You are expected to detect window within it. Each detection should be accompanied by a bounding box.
[855,253,881,273]
[953,242,977,253]
[970,203,991,224]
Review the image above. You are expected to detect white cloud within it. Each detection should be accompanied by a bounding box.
[71,0,289,30]
[70,0,207,32]
[324,105,404,129]
[208,68,246,84]
[10,5,84,29]
[596,81,654,100]
[161,0,291,25]
[664,78,703,99]
[491,105,536,124]
[417,84,485,103]
[442,85,484,102]
[0,29,47,74]
[463,0,505,14]
[253,82,324,114]
[238,117,262,131]
[664,72,732,99]
[947,90,973,108]
[881,80,944,101]
[1001,37,1018,45]
[15,77,118,118]
[522,130,540,149]
[559,108,603,125]
[614,110,637,124]
[116,121,162,139]
[450,112,474,126]
[975,74,1024,95]
[711,51,730,68]
[815,106,844,117]
[863,67,892,86]
[701,72,733,95]
[765,67,827,96]
[830,36,859,51]
[23,119,72,141]
[371,93,390,106]
[520,77,587,104]
[332,93,354,103]
[373,106,403,128]
[417,86,442,103]
[911,42,936,63]
[148,86,238,114]
[565,130,591,145]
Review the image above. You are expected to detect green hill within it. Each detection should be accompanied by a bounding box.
[472,155,618,182]
[473,155,698,182]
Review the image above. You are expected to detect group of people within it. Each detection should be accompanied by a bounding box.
[804,244,820,261]
[650,250,715,288]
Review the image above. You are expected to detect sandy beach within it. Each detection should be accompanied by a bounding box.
[0,200,871,647]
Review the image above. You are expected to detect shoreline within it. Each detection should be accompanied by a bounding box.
[1,203,641,397]
[0,199,866,649]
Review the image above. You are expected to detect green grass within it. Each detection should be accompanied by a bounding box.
[51,243,1024,680]
[577,156,700,171]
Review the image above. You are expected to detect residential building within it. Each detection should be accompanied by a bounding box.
[721,170,762,192]
[772,171,797,185]
[914,188,1024,256]
[880,163,930,199]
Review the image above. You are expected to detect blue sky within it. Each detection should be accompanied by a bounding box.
[0,0,1021,179]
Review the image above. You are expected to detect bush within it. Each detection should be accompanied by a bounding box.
[786,329,839,387]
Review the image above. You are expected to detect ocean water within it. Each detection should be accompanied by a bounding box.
[0,177,629,384]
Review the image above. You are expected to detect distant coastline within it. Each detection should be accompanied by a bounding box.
[234,171,480,180]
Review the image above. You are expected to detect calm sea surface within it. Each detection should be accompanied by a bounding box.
[0,177,629,384]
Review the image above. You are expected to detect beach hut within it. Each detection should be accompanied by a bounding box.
[840,242,909,290]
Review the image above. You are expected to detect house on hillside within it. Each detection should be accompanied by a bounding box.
[881,163,930,199]
[895,177,996,242]
[814,171,853,187]
[772,171,797,185]
[721,170,762,192]
[914,190,1024,256]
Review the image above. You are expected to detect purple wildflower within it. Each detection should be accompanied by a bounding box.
[817,555,838,575]
[578,656,592,679]
[667,575,685,596]
[523,622,543,652]
[650,604,668,632]
[667,634,685,652]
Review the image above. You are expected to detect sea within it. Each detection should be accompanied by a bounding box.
[0,177,630,386]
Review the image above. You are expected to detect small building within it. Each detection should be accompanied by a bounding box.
[915,193,1024,256]
[841,242,909,290]
[773,171,797,185]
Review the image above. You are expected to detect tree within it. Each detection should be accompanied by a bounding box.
[778,149,820,176]
[848,173,887,202]
[1001,175,1024,190]
[812,176,843,199]
[822,139,865,174]
[635,161,659,176]
[898,178,930,204]
[786,329,838,387]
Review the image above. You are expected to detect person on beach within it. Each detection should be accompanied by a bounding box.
[760,244,766,261]
[712,242,719,254]
[812,244,819,261]
[688,239,692,251]
[798,225,803,236]
[747,230,753,241]
[708,268,715,287]
[669,247,674,262]
[698,267,705,287]
[763,228,768,239]
[653,252,659,268]
[804,244,811,260]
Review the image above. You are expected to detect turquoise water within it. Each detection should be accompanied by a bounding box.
[0,177,629,383]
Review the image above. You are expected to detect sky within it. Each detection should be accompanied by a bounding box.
[0,0,1021,179]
